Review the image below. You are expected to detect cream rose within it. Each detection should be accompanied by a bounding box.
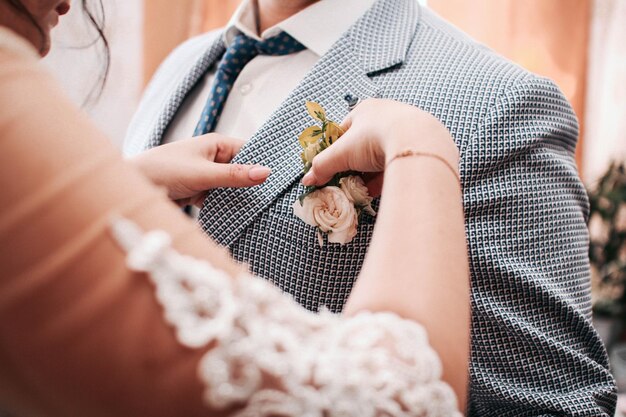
[339,175,376,216]
[293,186,358,245]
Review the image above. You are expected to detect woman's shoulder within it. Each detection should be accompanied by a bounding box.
[0,26,39,60]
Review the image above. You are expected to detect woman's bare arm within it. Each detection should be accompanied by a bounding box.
[305,99,470,409]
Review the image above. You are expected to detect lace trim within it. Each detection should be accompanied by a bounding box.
[111,218,461,416]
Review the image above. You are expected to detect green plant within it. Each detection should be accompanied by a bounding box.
[589,162,626,318]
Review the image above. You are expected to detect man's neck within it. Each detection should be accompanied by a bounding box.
[255,0,319,34]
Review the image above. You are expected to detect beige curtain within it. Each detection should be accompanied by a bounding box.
[143,0,203,85]
[143,0,239,85]
[583,0,626,183]
[201,0,241,32]
[45,0,143,147]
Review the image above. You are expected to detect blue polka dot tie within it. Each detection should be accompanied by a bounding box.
[194,31,306,136]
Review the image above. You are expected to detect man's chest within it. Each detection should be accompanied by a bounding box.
[163,52,318,144]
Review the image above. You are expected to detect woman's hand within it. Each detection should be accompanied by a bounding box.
[302,99,458,194]
[129,134,271,207]
[299,99,469,408]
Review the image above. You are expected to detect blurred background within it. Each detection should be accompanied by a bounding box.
[44,0,626,410]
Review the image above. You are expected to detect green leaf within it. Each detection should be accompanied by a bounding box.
[306,101,326,122]
[297,186,319,204]
[298,126,323,149]
[326,121,344,144]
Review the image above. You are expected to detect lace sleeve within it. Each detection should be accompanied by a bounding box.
[111,218,461,417]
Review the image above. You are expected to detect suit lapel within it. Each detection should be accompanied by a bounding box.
[146,34,226,149]
[199,0,421,247]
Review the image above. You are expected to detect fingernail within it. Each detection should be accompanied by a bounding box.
[302,171,315,186]
[249,166,271,181]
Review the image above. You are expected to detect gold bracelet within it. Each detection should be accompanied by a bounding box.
[386,150,461,182]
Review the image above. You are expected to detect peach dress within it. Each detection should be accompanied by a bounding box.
[0,27,459,417]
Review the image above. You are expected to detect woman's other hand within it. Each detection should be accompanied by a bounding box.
[302,99,458,195]
[129,135,271,207]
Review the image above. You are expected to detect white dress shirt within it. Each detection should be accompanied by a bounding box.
[162,0,376,145]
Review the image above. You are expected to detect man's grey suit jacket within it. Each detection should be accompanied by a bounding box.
[124,0,617,415]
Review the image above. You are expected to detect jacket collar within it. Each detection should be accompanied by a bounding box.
[347,0,421,75]
[146,34,226,149]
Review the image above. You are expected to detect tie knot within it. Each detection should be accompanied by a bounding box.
[230,31,306,58]
[255,31,307,56]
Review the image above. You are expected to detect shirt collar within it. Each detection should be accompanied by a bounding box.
[223,0,377,57]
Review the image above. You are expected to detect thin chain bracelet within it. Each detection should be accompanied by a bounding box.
[386,150,461,182]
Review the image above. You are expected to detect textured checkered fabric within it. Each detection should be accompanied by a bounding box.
[123,0,617,415]
[194,32,305,136]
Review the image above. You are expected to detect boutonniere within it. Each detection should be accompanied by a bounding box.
[292,101,376,246]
